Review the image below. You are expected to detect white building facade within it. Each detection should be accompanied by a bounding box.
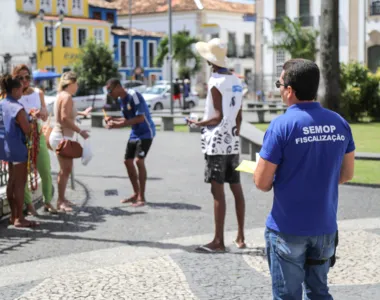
[118,5,256,95]
[255,0,380,97]
[0,0,37,73]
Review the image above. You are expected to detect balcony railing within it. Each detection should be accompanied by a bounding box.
[370,1,380,16]
[239,44,255,59]
[227,44,237,58]
[120,56,144,68]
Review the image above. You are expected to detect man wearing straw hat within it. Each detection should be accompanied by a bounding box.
[187,38,246,253]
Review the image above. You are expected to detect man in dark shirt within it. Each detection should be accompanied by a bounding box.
[105,78,156,207]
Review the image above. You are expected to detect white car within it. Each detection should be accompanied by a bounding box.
[121,80,147,94]
[45,86,107,115]
[142,84,199,110]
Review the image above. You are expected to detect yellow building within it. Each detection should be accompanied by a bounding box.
[16,0,111,73]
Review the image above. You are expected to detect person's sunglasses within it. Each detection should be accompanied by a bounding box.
[17,75,31,81]
[275,80,285,89]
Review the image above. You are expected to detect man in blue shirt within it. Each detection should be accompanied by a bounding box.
[105,78,156,207]
[254,59,355,299]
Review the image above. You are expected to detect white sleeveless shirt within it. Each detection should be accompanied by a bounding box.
[201,73,243,155]
[19,88,41,114]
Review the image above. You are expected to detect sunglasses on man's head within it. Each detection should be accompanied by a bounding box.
[17,75,31,81]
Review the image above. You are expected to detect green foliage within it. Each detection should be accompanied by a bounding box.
[73,38,119,94]
[155,31,201,78]
[272,16,319,61]
[340,62,380,122]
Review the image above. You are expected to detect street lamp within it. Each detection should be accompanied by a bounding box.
[39,9,65,72]
[168,0,203,114]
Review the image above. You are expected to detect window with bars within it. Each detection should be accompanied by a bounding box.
[148,41,156,68]
[61,28,72,48]
[78,29,87,47]
[23,0,35,11]
[94,29,104,43]
[120,40,128,67]
[227,32,237,57]
[72,0,82,15]
[40,0,51,13]
[44,26,54,47]
[276,50,286,77]
[299,0,311,26]
[106,12,115,23]
[57,0,67,14]
[275,0,286,24]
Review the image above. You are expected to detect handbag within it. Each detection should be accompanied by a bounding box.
[56,138,83,159]
[41,115,53,150]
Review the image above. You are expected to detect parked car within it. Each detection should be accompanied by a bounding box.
[45,86,107,116]
[142,84,199,110]
[121,80,147,94]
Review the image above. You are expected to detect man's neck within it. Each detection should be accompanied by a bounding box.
[120,90,127,99]
[288,99,315,106]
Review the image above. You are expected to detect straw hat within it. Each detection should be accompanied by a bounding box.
[195,38,228,68]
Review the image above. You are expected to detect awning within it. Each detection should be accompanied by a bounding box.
[32,70,61,80]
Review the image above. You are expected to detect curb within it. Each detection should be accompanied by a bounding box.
[344,182,380,189]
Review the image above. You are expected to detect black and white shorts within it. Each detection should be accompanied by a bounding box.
[204,154,240,184]
[125,139,153,160]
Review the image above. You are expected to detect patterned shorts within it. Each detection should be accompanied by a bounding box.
[204,154,241,184]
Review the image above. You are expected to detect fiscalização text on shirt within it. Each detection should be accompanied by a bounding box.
[295,125,346,144]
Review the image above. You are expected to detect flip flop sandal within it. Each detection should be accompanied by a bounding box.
[195,245,226,254]
[14,220,39,228]
[233,240,247,249]
[131,201,145,207]
[120,197,137,204]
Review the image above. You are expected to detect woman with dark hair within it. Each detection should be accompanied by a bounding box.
[0,75,38,227]
[13,64,57,215]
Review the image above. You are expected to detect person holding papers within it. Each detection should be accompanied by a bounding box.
[254,59,355,299]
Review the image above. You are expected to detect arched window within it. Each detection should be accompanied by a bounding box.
[368,45,380,73]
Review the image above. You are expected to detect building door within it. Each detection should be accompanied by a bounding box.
[368,45,380,73]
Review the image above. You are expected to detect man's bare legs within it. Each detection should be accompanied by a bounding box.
[7,163,17,224]
[135,157,147,204]
[230,183,246,248]
[202,181,226,251]
[122,159,139,203]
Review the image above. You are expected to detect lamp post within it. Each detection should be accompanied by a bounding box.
[39,9,64,72]
[168,0,203,115]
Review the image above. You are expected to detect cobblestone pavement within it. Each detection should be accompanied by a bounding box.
[0,124,379,300]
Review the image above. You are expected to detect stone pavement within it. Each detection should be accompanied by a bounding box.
[0,123,379,300]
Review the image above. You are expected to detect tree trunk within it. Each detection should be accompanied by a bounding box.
[320,0,341,113]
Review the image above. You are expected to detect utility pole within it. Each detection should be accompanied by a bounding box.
[168,0,173,114]
[129,0,133,79]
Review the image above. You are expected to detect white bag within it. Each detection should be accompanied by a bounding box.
[81,139,93,166]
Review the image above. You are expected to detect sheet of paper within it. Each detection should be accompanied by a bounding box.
[235,160,257,174]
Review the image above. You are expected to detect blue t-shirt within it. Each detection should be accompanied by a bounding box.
[118,90,156,141]
[259,102,355,236]
[1,97,28,163]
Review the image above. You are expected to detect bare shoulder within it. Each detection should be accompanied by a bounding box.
[58,91,73,104]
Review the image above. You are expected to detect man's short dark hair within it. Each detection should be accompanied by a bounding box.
[107,78,121,87]
[282,59,320,101]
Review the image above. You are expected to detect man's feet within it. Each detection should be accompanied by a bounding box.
[120,194,138,204]
[234,239,246,249]
[26,203,38,216]
[195,241,226,253]
[131,201,145,207]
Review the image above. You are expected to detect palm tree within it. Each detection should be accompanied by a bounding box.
[272,16,319,62]
[320,0,341,113]
[155,31,201,79]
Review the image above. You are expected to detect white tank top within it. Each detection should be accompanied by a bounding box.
[19,88,41,114]
[201,73,243,155]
